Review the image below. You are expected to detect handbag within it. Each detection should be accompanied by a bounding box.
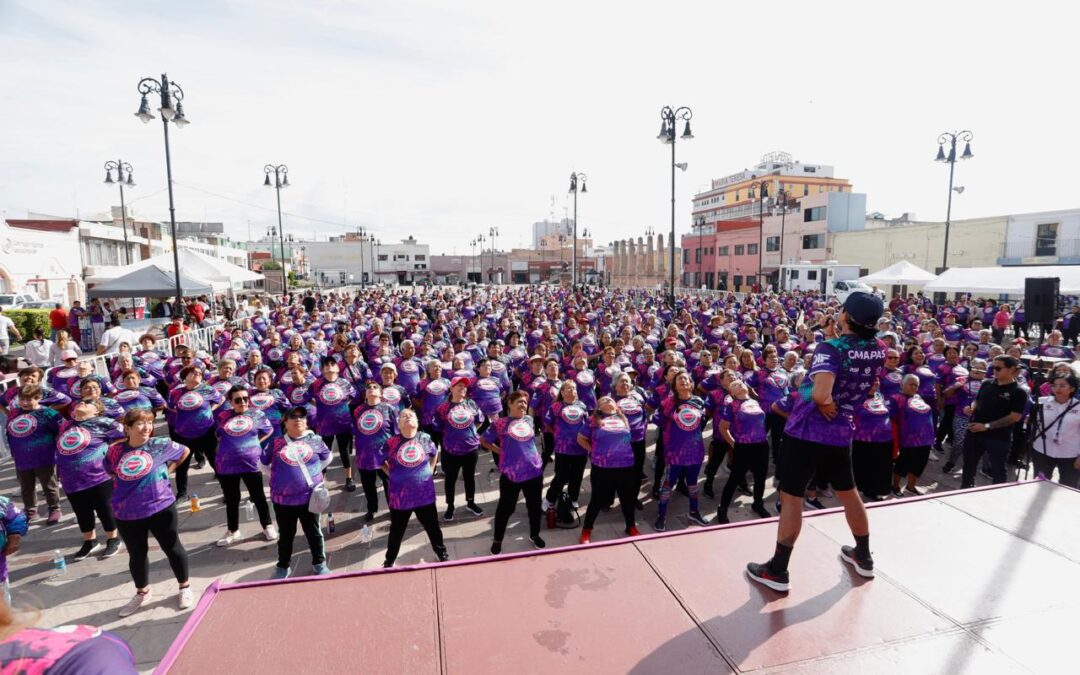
[294,443,330,514]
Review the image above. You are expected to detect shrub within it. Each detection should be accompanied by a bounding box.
[2,309,52,342]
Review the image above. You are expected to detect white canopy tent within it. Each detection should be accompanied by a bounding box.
[87,249,263,289]
[923,266,1080,295]
[859,260,937,286]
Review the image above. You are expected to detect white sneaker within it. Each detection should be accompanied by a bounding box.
[178,586,194,610]
[216,530,240,547]
[263,524,279,541]
[928,450,941,462]
[541,499,550,512]
[119,590,150,618]
[572,501,580,510]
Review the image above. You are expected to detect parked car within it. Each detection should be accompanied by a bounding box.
[833,280,884,304]
[12,300,53,310]
[0,293,38,311]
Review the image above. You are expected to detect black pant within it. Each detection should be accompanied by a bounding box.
[384,502,446,565]
[116,504,189,588]
[218,472,272,531]
[493,474,543,541]
[653,433,666,490]
[936,404,956,449]
[545,454,587,504]
[272,502,325,568]
[582,466,636,530]
[171,427,217,496]
[1031,451,1080,489]
[442,451,478,506]
[321,431,354,471]
[961,434,1008,488]
[766,413,786,463]
[631,439,646,480]
[895,445,931,479]
[719,442,768,511]
[66,481,117,534]
[852,440,893,498]
[541,431,555,467]
[704,437,729,488]
[1013,321,1028,340]
[358,468,389,513]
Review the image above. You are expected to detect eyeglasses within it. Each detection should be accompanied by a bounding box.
[232,397,250,404]
[991,365,1006,371]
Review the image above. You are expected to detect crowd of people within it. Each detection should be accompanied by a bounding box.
[0,284,1077,617]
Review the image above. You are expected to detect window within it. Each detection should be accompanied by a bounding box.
[803,166,817,173]
[803,184,809,196]
[818,186,824,193]
[695,248,701,263]
[394,254,409,261]
[745,275,756,288]
[804,206,826,222]
[734,244,745,255]
[718,246,729,255]
[735,191,740,201]
[790,270,800,280]
[1036,223,1058,256]
[378,254,388,261]
[733,275,743,288]
[683,249,690,263]
[748,243,759,254]
[414,254,426,261]
[414,263,426,270]
[807,270,818,280]
[766,236,780,252]
[802,234,824,249]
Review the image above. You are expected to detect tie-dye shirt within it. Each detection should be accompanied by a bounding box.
[105,438,188,520]
[55,416,125,494]
[353,402,398,470]
[482,415,543,483]
[385,432,438,510]
[167,384,224,439]
[6,407,63,471]
[260,432,331,506]
[434,399,482,455]
[215,409,273,474]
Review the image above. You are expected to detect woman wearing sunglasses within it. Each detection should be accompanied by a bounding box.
[213,386,277,547]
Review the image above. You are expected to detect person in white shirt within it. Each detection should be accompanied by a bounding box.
[0,307,21,355]
[97,317,136,356]
[23,328,54,367]
[1033,373,1080,488]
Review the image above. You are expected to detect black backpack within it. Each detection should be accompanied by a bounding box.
[554,491,580,529]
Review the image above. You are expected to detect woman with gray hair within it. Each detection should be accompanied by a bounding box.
[942,358,988,474]
[890,374,936,497]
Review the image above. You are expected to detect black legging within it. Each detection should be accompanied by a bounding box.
[582,466,637,530]
[718,441,769,511]
[218,471,273,531]
[493,474,543,542]
[545,454,587,504]
[766,412,786,463]
[442,451,478,506]
[936,404,956,449]
[321,431,354,471]
[852,440,894,498]
[541,431,555,467]
[272,502,325,569]
[358,468,389,514]
[631,439,646,481]
[66,481,117,534]
[116,503,189,588]
[895,445,931,479]
[171,427,217,496]
[384,502,446,565]
[703,437,729,489]
[653,433,666,492]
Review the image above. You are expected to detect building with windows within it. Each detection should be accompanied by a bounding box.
[682,219,761,291]
[532,218,574,248]
[0,218,83,303]
[829,214,1005,273]
[302,235,430,286]
[996,208,1080,266]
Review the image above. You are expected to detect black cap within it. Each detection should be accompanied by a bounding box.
[842,291,884,329]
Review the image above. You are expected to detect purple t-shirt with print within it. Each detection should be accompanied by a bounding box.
[721,397,767,444]
[586,413,634,468]
[6,407,63,471]
[105,438,187,521]
[305,377,357,436]
[891,393,936,448]
[385,433,437,510]
[785,335,887,447]
[469,377,504,417]
[55,416,124,494]
[482,416,543,483]
[853,394,893,443]
[353,403,398,470]
[418,378,450,427]
[260,433,330,506]
[434,399,482,455]
[113,387,166,413]
[168,384,224,439]
[215,409,273,474]
[614,391,648,442]
[658,395,709,466]
[547,401,589,456]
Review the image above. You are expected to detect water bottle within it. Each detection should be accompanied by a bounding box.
[360,523,371,544]
[52,550,67,577]
[244,500,255,522]
[190,494,201,513]
[327,512,336,533]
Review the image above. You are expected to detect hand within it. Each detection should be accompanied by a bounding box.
[968,422,986,433]
[963,405,974,416]
[4,535,20,555]
[817,399,837,420]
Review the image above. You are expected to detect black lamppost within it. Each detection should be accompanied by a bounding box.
[477,233,487,283]
[470,237,479,283]
[658,105,693,310]
[748,179,770,291]
[357,226,367,288]
[692,215,707,288]
[135,73,190,318]
[488,226,499,284]
[935,130,974,271]
[776,188,789,289]
[581,227,591,284]
[568,172,587,286]
[263,164,290,293]
[103,161,136,265]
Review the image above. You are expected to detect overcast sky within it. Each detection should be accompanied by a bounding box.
[2,0,1077,256]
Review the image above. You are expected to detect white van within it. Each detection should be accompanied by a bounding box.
[833,280,882,304]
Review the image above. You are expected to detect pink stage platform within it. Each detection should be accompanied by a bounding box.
[157,481,1079,674]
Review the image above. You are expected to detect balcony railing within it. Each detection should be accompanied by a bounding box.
[1000,238,1080,260]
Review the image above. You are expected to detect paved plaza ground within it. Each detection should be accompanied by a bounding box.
[4,425,1012,672]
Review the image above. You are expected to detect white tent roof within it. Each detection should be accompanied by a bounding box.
[87,249,262,288]
[923,266,1080,295]
[859,260,937,286]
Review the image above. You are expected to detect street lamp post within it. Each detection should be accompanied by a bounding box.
[935,130,974,271]
[776,188,789,290]
[748,180,770,291]
[488,226,499,285]
[135,73,190,318]
[581,227,591,284]
[568,172,587,286]
[477,233,487,283]
[103,161,136,265]
[358,226,367,288]
[658,105,693,311]
[263,164,290,293]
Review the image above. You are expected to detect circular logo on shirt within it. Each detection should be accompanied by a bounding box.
[250,392,274,410]
[426,380,448,395]
[357,409,385,435]
[490,361,506,374]
[289,387,308,404]
[509,348,526,361]
[864,397,889,414]
[383,388,401,405]
[447,405,474,429]
[507,418,534,441]
[617,397,642,415]
[140,352,160,363]
[115,389,141,403]
[268,348,284,361]
[318,382,345,405]
[55,367,77,380]
[576,371,595,386]
[916,366,934,378]
[477,378,499,392]
[58,426,92,455]
[8,414,37,438]
[178,391,205,411]
[884,371,903,384]
[908,396,932,413]
[599,415,627,432]
[280,441,313,466]
[674,405,703,431]
[68,380,83,398]
[560,405,586,424]
[118,451,154,480]
[224,415,254,437]
[396,439,427,467]
[400,360,418,373]
[768,372,788,389]
[211,380,232,396]
[740,399,764,415]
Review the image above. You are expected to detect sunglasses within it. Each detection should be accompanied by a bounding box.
[991,365,1007,371]
[232,396,250,404]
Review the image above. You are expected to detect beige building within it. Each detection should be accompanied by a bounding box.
[830,215,1007,274]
